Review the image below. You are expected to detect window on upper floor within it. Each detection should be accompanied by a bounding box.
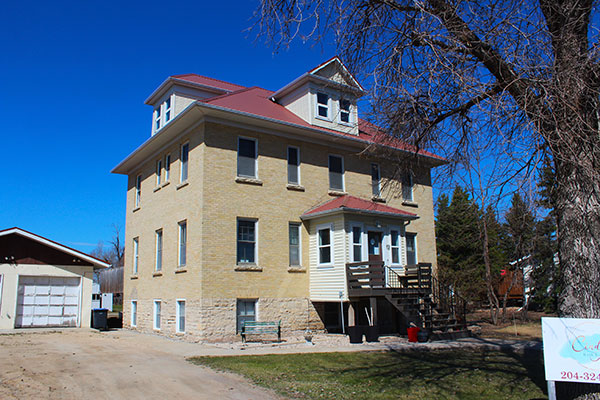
[238,137,257,178]
[237,218,256,264]
[178,220,187,267]
[154,107,161,131]
[352,226,362,262]
[402,172,413,202]
[316,92,330,119]
[135,175,141,207]
[133,237,139,275]
[318,226,333,265]
[165,154,171,181]
[164,98,172,123]
[180,143,189,182]
[156,159,162,186]
[155,229,163,272]
[328,155,344,191]
[406,233,417,265]
[339,99,351,124]
[154,97,172,133]
[371,163,381,197]
[287,146,300,185]
[289,222,301,266]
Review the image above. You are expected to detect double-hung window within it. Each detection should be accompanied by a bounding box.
[131,300,137,327]
[402,172,413,202]
[237,219,256,264]
[155,229,163,272]
[390,230,401,264]
[318,227,332,265]
[156,159,162,186]
[180,143,189,182]
[340,99,351,123]
[135,175,141,207]
[132,237,139,275]
[406,233,417,265]
[165,154,171,181]
[164,98,171,123]
[176,300,185,333]
[237,137,257,178]
[287,146,300,185]
[178,220,187,267]
[371,163,381,197]
[328,155,344,191]
[352,226,362,262]
[289,223,301,266]
[155,107,161,131]
[153,300,161,330]
[316,93,330,119]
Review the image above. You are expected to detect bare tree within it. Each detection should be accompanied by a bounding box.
[90,224,124,268]
[256,0,600,323]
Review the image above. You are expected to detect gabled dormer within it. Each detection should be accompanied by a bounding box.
[145,74,245,136]
[271,57,365,135]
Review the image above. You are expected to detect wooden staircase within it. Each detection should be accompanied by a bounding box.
[346,262,469,340]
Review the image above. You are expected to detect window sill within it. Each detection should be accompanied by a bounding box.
[315,115,332,122]
[286,184,305,192]
[153,186,161,193]
[287,266,306,273]
[372,196,386,203]
[235,176,263,186]
[130,275,139,280]
[328,190,347,197]
[175,332,185,336]
[152,271,163,277]
[234,264,263,272]
[176,181,189,190]
[175,267,187,274]
[402,200,418,207]
[132,206,141,213]
[161,180,170,188]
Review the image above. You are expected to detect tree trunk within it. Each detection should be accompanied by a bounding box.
[482,217,500,325]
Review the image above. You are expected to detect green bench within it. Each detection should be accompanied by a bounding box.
[241,320,281,343]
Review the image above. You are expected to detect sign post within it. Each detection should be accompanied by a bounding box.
[542,317,600,398]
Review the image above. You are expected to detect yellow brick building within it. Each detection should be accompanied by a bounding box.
[112,58,445,341]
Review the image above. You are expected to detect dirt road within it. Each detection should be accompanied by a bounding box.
[0,329,281,400]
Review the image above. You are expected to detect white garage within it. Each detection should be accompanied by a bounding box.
[0,227,110,330]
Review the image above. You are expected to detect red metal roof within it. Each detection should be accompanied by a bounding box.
[301,195,418,219]
[173,73,246,92]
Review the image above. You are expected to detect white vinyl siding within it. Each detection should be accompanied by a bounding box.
[309,216,347,301]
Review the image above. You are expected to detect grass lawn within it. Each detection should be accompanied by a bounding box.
[190,349,547,400]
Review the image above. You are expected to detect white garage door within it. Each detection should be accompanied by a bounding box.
[16,276,81,328]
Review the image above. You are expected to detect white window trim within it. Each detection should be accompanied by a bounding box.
[328,154,345,192]
[180,142,189,183]
[130,300,137,327]
[153,300,161,330]
[135,175,141,207]
[317,223,334,267]
[388,226,404,266]
[315,92,332,121]
[178,220,187,267]
[164,154,171,182]
[237,136,258,179]
[405,232,418,265]
[164,97,172,123]
[154,107,162,132]
[349,223,366,263]
[132,237,139,275]
[176,299,186,333]
[237,218,258,265]
[155,229,163,272]
[338,99,353,126]
[287,146,301,185]
[156,159,162,186]
[289,222,302,266]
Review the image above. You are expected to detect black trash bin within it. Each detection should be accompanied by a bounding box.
[347,326,363,343]
[92,308,108,331]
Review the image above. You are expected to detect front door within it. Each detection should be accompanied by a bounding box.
[368,232,383,263]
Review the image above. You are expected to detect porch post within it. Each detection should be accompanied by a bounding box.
[348,302,356,326]
[369,297,378,326]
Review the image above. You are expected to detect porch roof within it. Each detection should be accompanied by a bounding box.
[300,195,419,221]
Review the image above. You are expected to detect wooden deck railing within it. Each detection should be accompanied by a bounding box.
[346,262,433,296]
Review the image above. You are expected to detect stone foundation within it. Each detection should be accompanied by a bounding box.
[123,297,324,342]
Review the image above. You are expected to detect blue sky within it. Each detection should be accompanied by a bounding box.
[1,1,339,251]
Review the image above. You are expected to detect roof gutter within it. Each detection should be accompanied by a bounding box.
[300,207,420,221]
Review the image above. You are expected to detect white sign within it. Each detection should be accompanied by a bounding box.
[542,317,600,383]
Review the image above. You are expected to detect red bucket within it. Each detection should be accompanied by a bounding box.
[407,327,420,343]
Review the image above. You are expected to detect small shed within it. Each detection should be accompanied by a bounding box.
[0,227,110,329]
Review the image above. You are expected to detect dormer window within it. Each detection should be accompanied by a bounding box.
[164,98,171,122]
[155,107,162,131]
[153,97,172,134]
[340,99,351,124]
[317,93,330,119]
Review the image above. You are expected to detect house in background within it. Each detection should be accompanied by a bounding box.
[112,57,449,341]
[0,228,110,329]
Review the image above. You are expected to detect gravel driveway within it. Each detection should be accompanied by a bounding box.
[0,329,281,400]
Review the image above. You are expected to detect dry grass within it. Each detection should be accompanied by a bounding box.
[468,308,553,341]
